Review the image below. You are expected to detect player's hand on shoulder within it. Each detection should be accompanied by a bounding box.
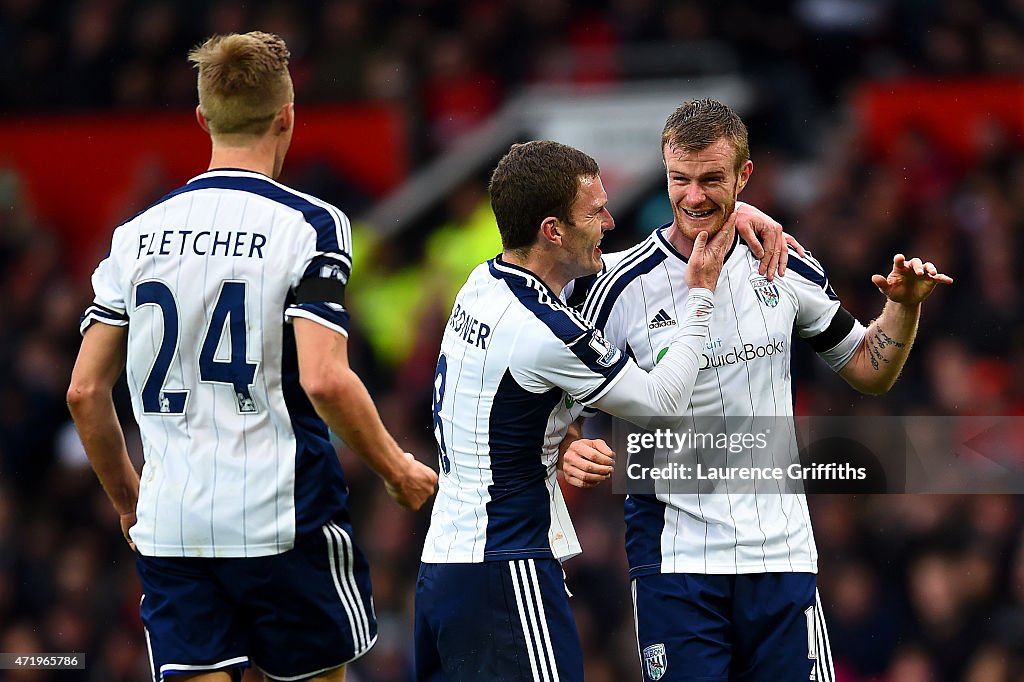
[734,202,808,280]
[871,253,953,305]
[735,202,783,280]
[560,438,615,489]
[385,452,439,511]
[782,232,806,260]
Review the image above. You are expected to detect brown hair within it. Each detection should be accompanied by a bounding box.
[488,141,600,252]
[661,98,749,171]
[188,31,293,136]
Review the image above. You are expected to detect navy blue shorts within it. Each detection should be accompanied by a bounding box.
[137,519,376,681]
[632,573,834,682]
[415,559,583,682]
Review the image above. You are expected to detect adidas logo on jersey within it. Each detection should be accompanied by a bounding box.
[648,309,677,329]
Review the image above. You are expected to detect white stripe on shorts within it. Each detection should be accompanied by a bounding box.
[323,522,372,653]
[509,559,562,682]
[525,559,561,682]
[814,590,835,682]
[141,595,156,682]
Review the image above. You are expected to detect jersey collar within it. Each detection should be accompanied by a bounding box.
[653,224,740,264]
[188,168,273,183]
[488,255,566,302]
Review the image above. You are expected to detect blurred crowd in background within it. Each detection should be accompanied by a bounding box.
[1,0,1024,680]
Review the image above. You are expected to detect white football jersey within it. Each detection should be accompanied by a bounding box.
[422,257,630,564]
[582,227,864,575]
[81,169,355,558]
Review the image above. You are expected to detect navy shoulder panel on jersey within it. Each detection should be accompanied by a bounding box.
[582,240,666,330]
[123,170,351,267]
[785,251,838,301]
[488,258,590,344]
[488,257,628,382]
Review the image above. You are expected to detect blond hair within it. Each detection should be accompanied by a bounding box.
[662,98,749,172]
[188,31,293,136]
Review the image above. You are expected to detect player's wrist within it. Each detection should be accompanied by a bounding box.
[888,297,923,310]
[688,287,714,301]
[367,448,401,485]
[686,288,716,313]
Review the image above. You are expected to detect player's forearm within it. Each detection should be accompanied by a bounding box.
[838,299,919,395]
[594,289,713,422]
[306,369,408,484]
[558,418,584,463]
[67,395,139,515]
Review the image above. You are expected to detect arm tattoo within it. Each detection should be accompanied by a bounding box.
[866,326,906,371]
[875,327,906,350]
[867,335,884,370]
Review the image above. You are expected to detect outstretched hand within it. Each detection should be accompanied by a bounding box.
[872,254,953,305]
[560,438,615,489]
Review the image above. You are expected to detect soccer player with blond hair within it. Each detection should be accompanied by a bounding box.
[574,99,952,681]
[68,31,436,682]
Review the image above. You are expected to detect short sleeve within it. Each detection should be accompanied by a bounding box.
[787,252,843,339]
[284,206,354,336]
[788,251,863,368]
[512,323,629,406]
[80,228,130,335]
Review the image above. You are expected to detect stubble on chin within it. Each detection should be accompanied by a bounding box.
[674,211,728,240]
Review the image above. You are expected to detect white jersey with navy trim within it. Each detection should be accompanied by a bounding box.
[422,256,630,564]
[582,227,864,576]
[82,169,355,558]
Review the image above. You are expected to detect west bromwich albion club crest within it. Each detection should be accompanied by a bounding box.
[643,643,668,680]
[749,274,780,308]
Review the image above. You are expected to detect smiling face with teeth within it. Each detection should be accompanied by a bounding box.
[490,141,613,293]
[558,174,615,279]
[663,136,753,252]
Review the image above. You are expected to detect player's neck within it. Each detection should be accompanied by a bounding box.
[207,140,278,178]
[664,223,695,259]
[502,251,570,296]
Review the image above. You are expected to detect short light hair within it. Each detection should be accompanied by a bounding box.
[188,31,293,136]
[661,98,749,172]
[489,141,600,252]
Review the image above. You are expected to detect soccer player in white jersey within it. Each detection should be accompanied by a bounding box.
[414,139,800,681]
[571,99,952,682]
[66,32,437,682]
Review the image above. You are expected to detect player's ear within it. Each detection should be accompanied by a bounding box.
[736,159,753,193]
[539,217,562,245]
[195,106,211,133]
[277,102,294,134]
